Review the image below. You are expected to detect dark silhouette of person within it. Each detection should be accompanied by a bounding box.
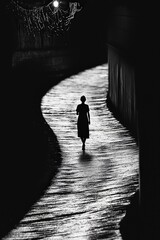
[76,95,90,150]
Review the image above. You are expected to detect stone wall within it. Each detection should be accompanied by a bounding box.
[12,47,107,75]
[107,2,160,239]
[106,3,137,138]
[107,46,137,137]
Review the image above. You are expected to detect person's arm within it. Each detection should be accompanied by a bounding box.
[87,110,90,124]
[87,105,90,124]
[87,106,91,124]
[76,105,79,115]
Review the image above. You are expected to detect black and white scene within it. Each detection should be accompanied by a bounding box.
[0,0,159,240]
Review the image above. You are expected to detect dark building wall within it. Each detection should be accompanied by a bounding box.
[108,46,137,137]
[107,3,137,138]
[107,2,160,239]
[107,4,136,52]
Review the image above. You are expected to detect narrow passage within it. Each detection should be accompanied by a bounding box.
[4,64,139,240]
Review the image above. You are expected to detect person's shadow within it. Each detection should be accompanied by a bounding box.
[79,151,92,163]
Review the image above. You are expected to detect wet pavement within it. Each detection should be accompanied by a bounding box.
[4,64,139,240]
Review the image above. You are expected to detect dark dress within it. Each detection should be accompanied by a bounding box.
[76,103,90,138]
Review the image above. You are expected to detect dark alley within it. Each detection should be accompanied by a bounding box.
[0,1,160,240]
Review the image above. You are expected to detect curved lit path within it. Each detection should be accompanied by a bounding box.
[4,64,139,240]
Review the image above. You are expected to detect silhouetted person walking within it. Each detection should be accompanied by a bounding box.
[76,95,90,150]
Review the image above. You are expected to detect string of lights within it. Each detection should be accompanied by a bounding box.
[9,0,82,35]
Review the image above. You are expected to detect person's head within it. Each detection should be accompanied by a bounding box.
[80,95,86,103]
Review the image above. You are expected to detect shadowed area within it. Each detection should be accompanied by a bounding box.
[79,152,93,163]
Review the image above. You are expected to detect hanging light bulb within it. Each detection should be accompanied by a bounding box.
[52,0,59,8]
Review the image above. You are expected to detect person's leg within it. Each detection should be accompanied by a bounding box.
[80,137,86,150]
[82,138,86,150]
